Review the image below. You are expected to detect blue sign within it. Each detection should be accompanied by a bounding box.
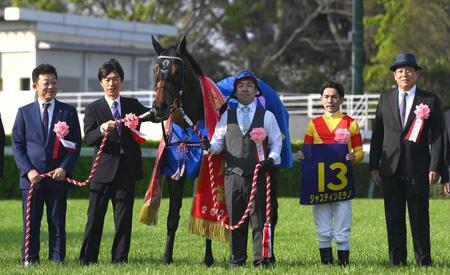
[300,144,355,205]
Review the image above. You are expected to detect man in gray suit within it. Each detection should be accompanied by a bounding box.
[369,53,443,266]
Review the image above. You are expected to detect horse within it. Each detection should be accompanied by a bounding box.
[149,36,216,266]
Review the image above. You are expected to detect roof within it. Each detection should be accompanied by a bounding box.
[2,7,177,43]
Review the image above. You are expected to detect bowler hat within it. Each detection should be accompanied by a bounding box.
[389,53,421,71]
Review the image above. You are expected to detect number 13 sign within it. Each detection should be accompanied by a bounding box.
[300,144,355,205]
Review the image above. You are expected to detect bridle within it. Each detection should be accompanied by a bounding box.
[154,54,192,145]
[154,55,186,112]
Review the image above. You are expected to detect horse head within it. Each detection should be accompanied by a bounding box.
[150,36,204,126]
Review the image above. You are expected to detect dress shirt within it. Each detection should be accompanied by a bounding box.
[398,85,416,127]
[37,98,55,136]
[209,100,282,164]
[100,95,121,134]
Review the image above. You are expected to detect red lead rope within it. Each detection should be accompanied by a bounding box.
[23,114,140,266]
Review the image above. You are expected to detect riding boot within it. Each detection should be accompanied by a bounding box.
[204,239,214,267]
[319,247,333,265]
[163,234,175,264]
[338,250,349,267]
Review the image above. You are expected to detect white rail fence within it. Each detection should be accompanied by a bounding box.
[0,91,379,135]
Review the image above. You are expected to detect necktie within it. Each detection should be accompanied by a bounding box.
[241,106,251,134]
[112,100,121,134]
[399,92,407,127]
[42,102,50,140]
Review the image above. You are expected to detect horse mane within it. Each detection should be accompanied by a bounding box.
[164,44,204,76]
[183,49,204,76]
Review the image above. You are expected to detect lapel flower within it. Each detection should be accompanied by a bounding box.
[414,103,430,120]
[334,128,350,144]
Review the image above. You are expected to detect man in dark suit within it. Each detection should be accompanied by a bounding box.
[79,59,150,265]
[369,53,443,266]
[440,110,450,195]
[12,64,81,264]
[0,113,4,179]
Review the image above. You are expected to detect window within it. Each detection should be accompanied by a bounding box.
[20,78,30,91]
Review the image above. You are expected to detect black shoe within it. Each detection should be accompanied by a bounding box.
[319,248,333,265]
[337,250,349,267]
[80,258,96,265]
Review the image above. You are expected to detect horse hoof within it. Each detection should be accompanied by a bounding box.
[204,256,214,267]
[162,254,173,265]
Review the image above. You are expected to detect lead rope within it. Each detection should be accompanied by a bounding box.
[23,113,146,267]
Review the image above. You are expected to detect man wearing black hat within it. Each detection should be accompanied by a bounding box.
[369,53,443,266]
[201,70,282,267]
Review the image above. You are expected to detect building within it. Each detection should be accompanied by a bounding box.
[0,7,176,135]
[0,6,177,93]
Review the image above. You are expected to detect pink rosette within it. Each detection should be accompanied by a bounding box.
[334,128,351,144]
[124,113,139,130]
[250,128,267,142]
[53,121,69,139]
[414,103,430,120]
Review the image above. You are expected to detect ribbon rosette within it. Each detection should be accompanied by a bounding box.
[406,103,430,143]
[250,127,272,258]
[53,121,77,159]
[124,113,147,144]
[334,128,351,144]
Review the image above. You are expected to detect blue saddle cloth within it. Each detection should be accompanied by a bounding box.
[161,120,206,180]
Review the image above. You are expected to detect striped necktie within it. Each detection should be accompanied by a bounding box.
[42,102,50,139]
[112,100,121,134]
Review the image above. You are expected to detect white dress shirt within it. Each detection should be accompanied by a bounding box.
[398,85,416,127]
[100,95,121,134]
[38,98,55,136]
[209,101,282,164]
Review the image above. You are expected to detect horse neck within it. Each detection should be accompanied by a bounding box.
[173,73,204,128]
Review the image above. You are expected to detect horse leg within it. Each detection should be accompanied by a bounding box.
[204,239,214,266]
[163,176,185,264]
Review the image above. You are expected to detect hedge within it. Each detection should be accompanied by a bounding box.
[1,134,447,199]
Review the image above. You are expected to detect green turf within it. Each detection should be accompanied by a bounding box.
[0,198,449,274]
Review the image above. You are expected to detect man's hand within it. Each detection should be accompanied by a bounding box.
[370,170,381,186]
[428,171,439,185]
[51,167,67,181]
[27,169,42,185]
[296,150,305,161]
[443,182,450,195]
[200,136,210,151]
[346,152,355,161]
[101,120,117,131]
[260,158,274,172]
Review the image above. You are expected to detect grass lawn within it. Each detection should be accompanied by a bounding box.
[0,198,449,274]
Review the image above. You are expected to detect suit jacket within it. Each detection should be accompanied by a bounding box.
[12,100,82,189]
[0,114,4,179]
[440,110,450,182]
[369,88,443,177]
[84,96,149,183]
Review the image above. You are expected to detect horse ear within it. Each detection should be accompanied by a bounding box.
[152,36,164,55]
[177,36,187,55]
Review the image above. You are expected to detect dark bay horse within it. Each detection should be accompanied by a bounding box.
[149,36,215,266]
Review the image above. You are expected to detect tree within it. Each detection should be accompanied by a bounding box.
[364,0,450,105]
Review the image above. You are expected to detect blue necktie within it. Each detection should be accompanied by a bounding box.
[241,106,251,134]
[400,92,407,128]
[112,100,121,134]
[42,102,50,140]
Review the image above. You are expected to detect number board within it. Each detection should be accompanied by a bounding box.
[300,144,355,205]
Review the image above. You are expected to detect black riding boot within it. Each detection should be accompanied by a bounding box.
[319,247,333,265]
[338,250,349,267]
[163,234,175,264]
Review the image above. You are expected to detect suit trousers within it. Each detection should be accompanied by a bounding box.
[225,171,266,266]
[313,200,352,250]
[382,175,431,266]
[21,183,68,263]
[79,156,135,264]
